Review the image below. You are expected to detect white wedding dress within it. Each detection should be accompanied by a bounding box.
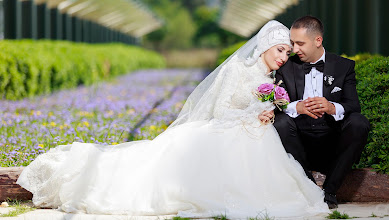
[17,59,329,219]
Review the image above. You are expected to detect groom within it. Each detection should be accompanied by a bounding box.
[273,16,370,209]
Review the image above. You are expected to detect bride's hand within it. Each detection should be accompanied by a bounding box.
[261,110,274,119]
[258,110,275,124]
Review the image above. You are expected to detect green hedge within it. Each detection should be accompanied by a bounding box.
[0,40,166,100]
[342,53,381,64]
[354,56,389,174]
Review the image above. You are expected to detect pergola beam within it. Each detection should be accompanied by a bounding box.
[38,0,162,37]
[219,0,299,37]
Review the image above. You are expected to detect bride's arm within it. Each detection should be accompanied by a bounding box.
[213,63,243,120]
[213,62,273,122]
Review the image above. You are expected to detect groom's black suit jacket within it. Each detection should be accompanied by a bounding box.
[274,52,370,194]
[275,53,361,130]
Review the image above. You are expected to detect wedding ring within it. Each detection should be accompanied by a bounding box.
[319,104,322,107]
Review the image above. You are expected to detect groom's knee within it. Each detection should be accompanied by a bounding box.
[342,112,370,138]
[338,112,370,158]
[274,113,297,136]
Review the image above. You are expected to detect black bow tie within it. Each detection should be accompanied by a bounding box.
[303,60,325,74]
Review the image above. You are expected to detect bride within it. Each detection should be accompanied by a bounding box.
[17,21,329,219]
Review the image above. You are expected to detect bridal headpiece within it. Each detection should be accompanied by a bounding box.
[241,20,292,66]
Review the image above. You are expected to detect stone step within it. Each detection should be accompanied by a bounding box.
[1,167,388,202]
[0,167,32,201]
[338,168,389,202]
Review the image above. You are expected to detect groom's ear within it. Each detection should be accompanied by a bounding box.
[314,36,323,48]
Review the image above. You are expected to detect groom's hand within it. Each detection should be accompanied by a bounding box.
[296,100,322,119]
[304,97,336,115]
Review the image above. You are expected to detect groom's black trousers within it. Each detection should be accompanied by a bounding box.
[273,112,370,195]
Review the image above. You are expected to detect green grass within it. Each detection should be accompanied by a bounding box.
[326,210,351,219]
[0,199,35,217]
[369,212,377,217]
[213,214,228,220]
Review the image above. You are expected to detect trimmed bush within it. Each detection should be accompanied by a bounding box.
[0,40,166,100]
[342,53,381,64]
[354,56,389,174]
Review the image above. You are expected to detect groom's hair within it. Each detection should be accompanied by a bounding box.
[291,15,324,37]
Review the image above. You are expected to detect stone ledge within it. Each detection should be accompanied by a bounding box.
[337,168,389,202]
[311,168,389,202]
[0,167,32,201]
[1,167,388,202]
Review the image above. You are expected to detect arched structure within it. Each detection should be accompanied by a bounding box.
[219,0,389,56]
[3,0,163,44]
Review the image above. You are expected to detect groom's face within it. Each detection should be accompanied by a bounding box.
[290,28,321,63]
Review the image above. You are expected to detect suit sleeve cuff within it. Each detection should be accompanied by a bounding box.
[284,100,301,118]
[329,101,345,121]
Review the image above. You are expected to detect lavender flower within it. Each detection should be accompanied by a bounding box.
[0,69,204,166]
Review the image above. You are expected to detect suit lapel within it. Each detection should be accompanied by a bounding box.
[323,53,336,98]
[294,62,305,100]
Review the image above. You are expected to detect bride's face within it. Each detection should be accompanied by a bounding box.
[262,44,292,72]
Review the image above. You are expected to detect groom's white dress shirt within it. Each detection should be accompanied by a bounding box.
[284,49,345,121]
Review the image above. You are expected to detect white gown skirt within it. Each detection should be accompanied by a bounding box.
[17,121,329,219]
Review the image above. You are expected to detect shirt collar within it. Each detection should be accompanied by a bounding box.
[311,48,326,64]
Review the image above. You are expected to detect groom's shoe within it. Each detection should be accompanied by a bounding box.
[325,200,338,209]
[324,191,338,209]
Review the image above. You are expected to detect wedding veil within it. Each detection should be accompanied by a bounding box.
[169,20,291,128]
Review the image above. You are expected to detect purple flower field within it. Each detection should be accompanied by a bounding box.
[0,69,204,166]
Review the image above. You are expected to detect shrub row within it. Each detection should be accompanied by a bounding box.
[354,56,389,174]
[342,53,381,64]
[0,40,166,100]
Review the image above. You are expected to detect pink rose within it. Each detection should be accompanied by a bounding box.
[274,86,290,102]
[257,83,274,95]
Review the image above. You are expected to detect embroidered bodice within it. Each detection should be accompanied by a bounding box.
[212,58,275,126]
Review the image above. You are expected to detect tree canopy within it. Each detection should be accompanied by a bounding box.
[142,0,243,50]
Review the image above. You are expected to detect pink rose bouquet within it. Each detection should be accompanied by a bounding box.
[254,81,290,110]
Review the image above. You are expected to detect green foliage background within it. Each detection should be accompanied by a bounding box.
[215,41,246,66]
[142,0,243,50]
[144,0,196,49]
[352,55,389,174]
[0,40,166,100]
